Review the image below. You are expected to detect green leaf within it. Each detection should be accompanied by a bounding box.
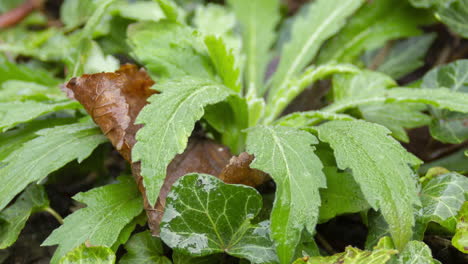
[332,71,431,142]
[293,237,397,264]
[246,126,325,263]
[204,35,241,93]
[318,167,369,223]
[112,1,165,22]
[192,3,240,52]
[420,172,468,232]
[0,55,60,86]
[203,95,249,154]
[263,63,358,124]
[0,81,63,102]
[173,252,223,264]
[365,211,391,249]
[60,0,96,30]
[317,0,433,64]
[120,231,171,264]
[268,0,364,101]
[58,244,115,264]
[0,185,49,249]
[316,120,421,249]
[127,21,215,80]
[42,176,143,263]
[275,111,355,128]
[394,241,438,264]
[227,0,280,96]
[0,120,107,212]
[364,34,436,79]
[0,100,80,132]
[0,117,76,161]
[132,77,231,206]
[324,87,468,114]
[421,60,468,144]
[420,148,468,174]
[452,202,468,253]
[433,0,468,38]
[82,41,119,74]
[160,173,277,264]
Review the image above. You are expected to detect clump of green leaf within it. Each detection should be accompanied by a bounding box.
[0,0,468,263]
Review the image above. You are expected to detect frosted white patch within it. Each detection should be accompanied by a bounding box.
[167,191,178,200]
[179,233,209,254]
[199,176,217,192]
[162,204,181,222]
[160,227,182,248]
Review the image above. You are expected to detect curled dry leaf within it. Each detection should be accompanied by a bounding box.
[65,64,156,162]
[65,65,270,234]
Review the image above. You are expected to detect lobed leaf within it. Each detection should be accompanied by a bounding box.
[419,172,468,232]
[394,241,440,264]
[421,60,468,144]
[132,77,231,206]
[160,173,277,264]
[316,120,421,249]
[43,176,143,263]
[120,231,171,264]
[246,125,325,263]
[0,120,107,212]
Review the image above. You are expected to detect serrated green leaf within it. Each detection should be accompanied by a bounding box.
[0,55,60,86]
[393,241,438,264]
[246,126,325,263]
[0,185,49,249]
[127,21,215,80]
[120,231,171,264]
[268,0,364,102]
[0,100,80,132]
[364,34,436,79]
[227,0,280,96]
[421,60,468,144]
[420,172,468,232]
[82,41,119,74]
[316,120,421,249]
[58,244,115,264]
[132,77,231,206]
[0,81,64,102]
[318,167,369,223]
[204,35,241,93]
[452,202,468,253]
[0,117,76,160]
[112,1,165,22]
[324,87,468,114]
[43,176,143,263]
[160,174,277,264]
[263,63,358,124]
[192,3,240,52]
[276,111,355,128]
[332,71,431,142]
[0,120,107,212]
[293,237,397,264]
[317,0,433,64]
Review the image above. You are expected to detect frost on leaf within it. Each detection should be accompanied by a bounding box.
[65,64,156,162]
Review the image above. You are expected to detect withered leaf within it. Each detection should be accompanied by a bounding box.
[219,152,270,187]
[65,64,156,162]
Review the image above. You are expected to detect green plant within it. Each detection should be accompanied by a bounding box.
[0,0,467,263]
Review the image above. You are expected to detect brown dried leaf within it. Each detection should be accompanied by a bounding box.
[65,64,156,162]
[219,152,270,187]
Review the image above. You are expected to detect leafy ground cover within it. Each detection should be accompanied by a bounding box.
[0,0,467,263]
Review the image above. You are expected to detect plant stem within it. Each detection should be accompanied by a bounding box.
[315,232,336,255]
[43,207,64,224]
